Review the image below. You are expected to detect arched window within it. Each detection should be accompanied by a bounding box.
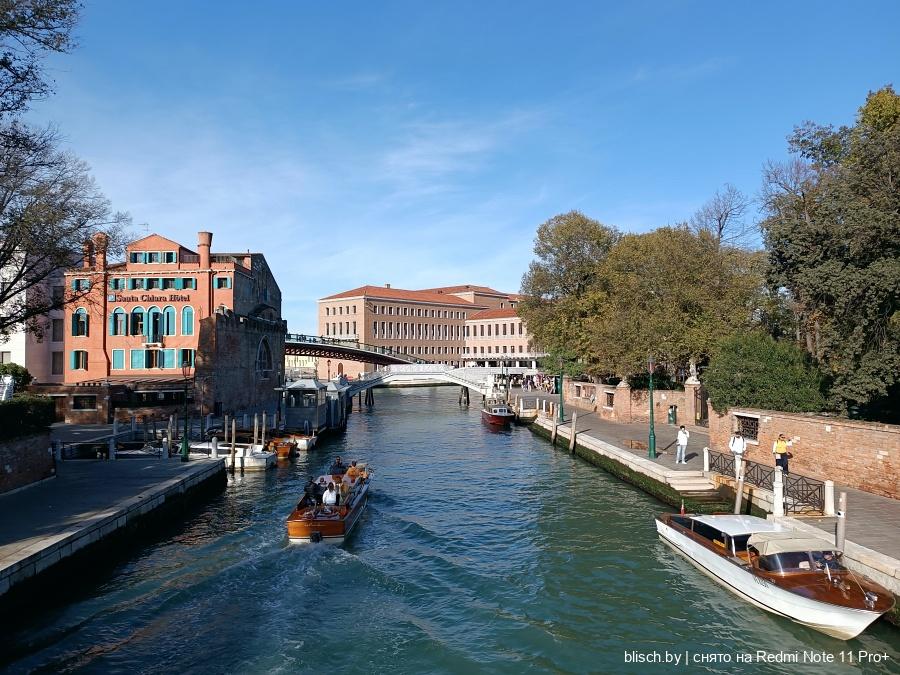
[162,306,176,336]
[71,308,89,336]
[146,306,161,342]
[109,308,127,336]
[256,337,273,379]
[181,306,194,335]
[130,307,145,336]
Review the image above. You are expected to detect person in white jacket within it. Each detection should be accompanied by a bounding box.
[675,425,690,464]
[729,431,747,478]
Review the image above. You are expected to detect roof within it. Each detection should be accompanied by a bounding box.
[126,234,196,253]
[285,378,326,390]
[691,515,785,537]
[419,284,508,296]
[320,285,477,306]
[468,308,519,321]
[748,531,838,555]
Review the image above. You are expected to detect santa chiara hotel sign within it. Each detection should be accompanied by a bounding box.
[110,293,192,303]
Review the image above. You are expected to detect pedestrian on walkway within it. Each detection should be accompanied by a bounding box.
[773,434,792,474]
[729,431,746,478]
[676,425,690,464]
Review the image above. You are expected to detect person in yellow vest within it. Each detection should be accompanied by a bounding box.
[346,460,360,480]
[772,434,792,474]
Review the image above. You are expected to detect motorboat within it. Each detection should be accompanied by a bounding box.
[286,464,371,544]
[656,513,895,639]
[481,398,515,426]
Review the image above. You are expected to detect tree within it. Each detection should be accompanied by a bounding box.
[690,183,753,247]
[584,226,763,379]
[518,211,620,370]
[0,361,32,390]
[703,332,827,413]
[761,86,900,417]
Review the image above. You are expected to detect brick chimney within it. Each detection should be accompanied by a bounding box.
[385,283,391,288]
[82,239,94,269]
[198,231,212,269]
[93,232,109,270]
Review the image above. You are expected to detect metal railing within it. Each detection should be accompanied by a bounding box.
[709,450,824,514]
[285,333,427,364]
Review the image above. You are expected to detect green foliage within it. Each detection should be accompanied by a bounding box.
[703,332,827,413]
[0,362,33,391]
[0,395,54,440]
[762,85,900,417]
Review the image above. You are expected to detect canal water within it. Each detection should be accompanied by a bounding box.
[4,387,899,674]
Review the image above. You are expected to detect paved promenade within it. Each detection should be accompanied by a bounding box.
[0,457,224,596]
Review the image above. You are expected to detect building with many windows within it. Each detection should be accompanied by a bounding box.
[35,231,285,422]
[317,284,541,378]
[463,308,540,368]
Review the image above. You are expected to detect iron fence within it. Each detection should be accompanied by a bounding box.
[708,450,824,514]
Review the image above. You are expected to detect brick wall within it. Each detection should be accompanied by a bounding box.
[563,379,697,425]
[709,407,900,499]
[0,432,53,494]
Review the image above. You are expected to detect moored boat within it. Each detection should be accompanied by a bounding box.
[286,463,371,544]
[481,398,515,426]
[656,513,895,639]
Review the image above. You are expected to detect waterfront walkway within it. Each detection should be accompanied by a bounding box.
[512,388,900,575]
[0,458,223,596]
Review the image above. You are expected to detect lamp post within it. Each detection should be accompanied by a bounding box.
[180,360,190,462]
[557,356,565,424]
[647,355,657,459]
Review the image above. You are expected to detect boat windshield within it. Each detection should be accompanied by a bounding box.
[758,551,846,573]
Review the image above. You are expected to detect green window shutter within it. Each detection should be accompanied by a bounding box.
[163,349,175,368]
[112,349,124,369]
[174,278,183,290]
[130,350,143,369]
[109,313,115,335]
[140,252,147,263]
[70,280,77,290]
[70,351,76,370]
[227,277,232,289]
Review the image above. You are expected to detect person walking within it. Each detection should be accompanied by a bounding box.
[729,431,747,478]
[676,425,690,464]
[772,434,792,474]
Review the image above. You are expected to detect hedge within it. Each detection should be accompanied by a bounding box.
[0,395,55,441]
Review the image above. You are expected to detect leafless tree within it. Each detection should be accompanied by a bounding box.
[690,183,753,247]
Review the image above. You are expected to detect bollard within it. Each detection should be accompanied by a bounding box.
[112,417,119,438]
[224,414,229,444]
[211,436,219,459]
[824,480,835,516]
[108,437,116,461]
[254,414,259,446]
[703,447,710,473]
[551,420,558,445]
[773,467,785,518]
[167,417,174,459]
[261,412,267,448]
[131,415,137,441]
[230,418,237,473]
[569,411,578,453]
[243,413,248,429]
[835,492,847,551]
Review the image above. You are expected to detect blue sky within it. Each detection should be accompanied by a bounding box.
[29,1,900,333]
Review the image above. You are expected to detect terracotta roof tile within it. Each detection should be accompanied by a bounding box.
[419,284,509,296]
[320,285,479,306]
[467,308,519,320]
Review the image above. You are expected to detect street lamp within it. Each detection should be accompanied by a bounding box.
[180,360,190,462]
[648,355,657,459]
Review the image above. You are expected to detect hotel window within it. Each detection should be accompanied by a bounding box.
[146,277,161,290]
[71,350,88,370]
[502,324,507,336]
[109,308,127,336]
[215,276,232,289]
[162,278,175,289]
[70,278,90,291]
[129,277,145,290]
[164,251,177,263]
[112,349,125,370]
[51,351,63,375]
[182,307,194,335]
[129,251,144,263]
[163,306,176,335]
[52,319,64,342]
[147,252,161,263]
[180,348,195,368]
[71,308,89,336]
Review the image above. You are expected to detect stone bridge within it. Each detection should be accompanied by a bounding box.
[346,364,537,398]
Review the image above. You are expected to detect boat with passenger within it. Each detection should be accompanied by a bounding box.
[286,458,371,544]
[481,398,515,426]
[656,513,894,639]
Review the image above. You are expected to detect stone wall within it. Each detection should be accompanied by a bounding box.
[709,407,900,499]
[0,432,53,494]
[563,378,702,426]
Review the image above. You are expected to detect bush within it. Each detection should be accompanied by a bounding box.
[0,363,33,392]
[704,332,827,413]
[0,395,55,440]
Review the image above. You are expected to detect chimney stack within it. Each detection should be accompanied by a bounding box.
[93,232,109,270]
[198,231,212,269]
[385,283,391,289]
[82,239,94,269]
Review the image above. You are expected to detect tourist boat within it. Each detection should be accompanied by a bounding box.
[481,398,515,426]
[655,513,895,639]
[286,465,371,544]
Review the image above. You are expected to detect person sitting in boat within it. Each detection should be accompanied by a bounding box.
[814,550,842,571]
[346,461,360,479]
[314,477,327,505]
[329,456,348,475]
[322,482,338,507]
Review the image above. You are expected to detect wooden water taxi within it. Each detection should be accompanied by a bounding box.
[481,398,515,426]
[286,464,371,544]
[656,513,895,639]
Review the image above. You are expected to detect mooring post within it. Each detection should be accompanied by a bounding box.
[108,436,116,461]
[243,413,248,429]
[703,446,710,472]
[211,436,219,459]
[112,417,119,438]
[261,412,267,448]
[253,414,259,446]
[569,411,578,453]
[824,480,835,516]
[152,418,158,441]
[733,472,745,514]
[230,418,237,473]
[551,419,558,445]
[131,415,137,441]
[835,491,847,551]
[143,416,148,443]
[773,467,785,518]
[223,414,229,444]
[167,416,174,459]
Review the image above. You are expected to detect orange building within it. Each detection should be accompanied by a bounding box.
[43,231,285,422]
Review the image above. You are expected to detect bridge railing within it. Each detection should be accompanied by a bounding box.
[285,334,427,364]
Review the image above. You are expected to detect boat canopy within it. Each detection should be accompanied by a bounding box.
[748,531,838,556]
[690,515,784,537]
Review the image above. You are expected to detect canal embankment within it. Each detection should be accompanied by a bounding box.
[0,456,225,610]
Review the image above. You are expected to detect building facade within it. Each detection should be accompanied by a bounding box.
[463,308,540,368]
[36,231,285,422]
[317,284,540,378]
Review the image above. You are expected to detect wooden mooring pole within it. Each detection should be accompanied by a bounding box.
[568,411,578,453]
